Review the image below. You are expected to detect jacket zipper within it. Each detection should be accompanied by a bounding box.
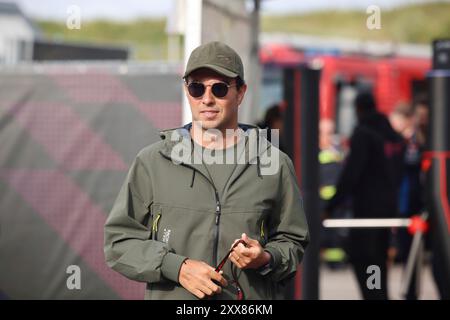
[213,190,221,266]
[187,170,221,266]
[159,151,221,266]
[186,166,220,266]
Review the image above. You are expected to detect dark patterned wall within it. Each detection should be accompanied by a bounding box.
[0,64,182,299]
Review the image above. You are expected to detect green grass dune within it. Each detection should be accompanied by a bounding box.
[37,2,450,60]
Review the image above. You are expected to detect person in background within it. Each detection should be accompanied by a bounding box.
[325,91,405,300]
[257,102,286,152]
[389,100,426,299]
[389,102,414,140]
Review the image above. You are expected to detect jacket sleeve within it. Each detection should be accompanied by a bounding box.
[104,155,187,284]
[263,155,310,281]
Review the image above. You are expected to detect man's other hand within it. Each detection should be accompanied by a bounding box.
[179,259,228,299]
[229,233,271,269]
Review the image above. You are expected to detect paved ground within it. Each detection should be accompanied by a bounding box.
[320,263,440,300]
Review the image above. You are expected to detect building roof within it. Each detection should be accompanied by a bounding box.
[0,1,42,38]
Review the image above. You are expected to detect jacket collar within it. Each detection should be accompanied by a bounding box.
[158,123,272,188]
[158,122,269,161]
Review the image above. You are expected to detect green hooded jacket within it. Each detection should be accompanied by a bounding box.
[104,123,309,300]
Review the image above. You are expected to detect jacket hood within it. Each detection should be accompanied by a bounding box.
[158,123,273,187]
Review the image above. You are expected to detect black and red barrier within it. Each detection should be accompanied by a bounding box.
[283,65,321,300]
[425,42,450,298]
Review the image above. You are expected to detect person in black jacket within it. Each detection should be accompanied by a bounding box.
[325,91,404,300]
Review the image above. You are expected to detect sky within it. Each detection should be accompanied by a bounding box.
[4,0,438,21]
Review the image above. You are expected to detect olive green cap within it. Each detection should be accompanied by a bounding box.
[183,41,244,81]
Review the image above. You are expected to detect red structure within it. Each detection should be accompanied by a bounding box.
[260,44,431,125]
[260,43,432,300]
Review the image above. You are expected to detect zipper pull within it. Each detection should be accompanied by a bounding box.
[215,191,220,213]
[215,191,220,225]
[215,202,220,225]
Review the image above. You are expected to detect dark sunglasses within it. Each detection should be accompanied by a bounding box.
[215,239,247,300]
[186,81,237,98]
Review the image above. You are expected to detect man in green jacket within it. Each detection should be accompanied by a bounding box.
[104,41,309,300]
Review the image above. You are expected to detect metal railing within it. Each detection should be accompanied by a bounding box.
[322,212,429,299]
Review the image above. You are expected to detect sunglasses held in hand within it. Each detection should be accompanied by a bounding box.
[215,239,247,300]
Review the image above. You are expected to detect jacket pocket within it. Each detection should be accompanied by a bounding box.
[220,209,269,250]
[150,203,214,260]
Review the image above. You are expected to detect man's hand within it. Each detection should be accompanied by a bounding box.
[229,233,271,269]
[178,259,228,299]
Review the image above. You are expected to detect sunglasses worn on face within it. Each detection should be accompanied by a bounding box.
[215,239,247,300]
[186,81,237,98]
